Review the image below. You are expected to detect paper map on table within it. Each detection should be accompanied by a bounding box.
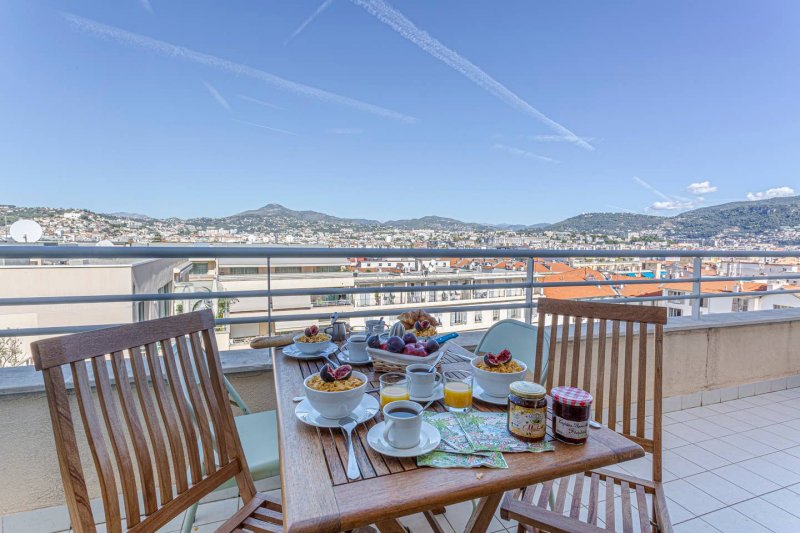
[416,411,554,469]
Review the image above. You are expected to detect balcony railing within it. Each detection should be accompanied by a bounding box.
[2,245,800,338]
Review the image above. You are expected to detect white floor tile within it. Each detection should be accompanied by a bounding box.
[681,418,734,438]
[738,456,800,487]
[672,445,730,470]
[663,450,707,478]
[683,472,753,505]
[664,431,691,450]
[665,410,700,423]
[441,500,475,532]
[761,488,800,519]
[762,424,800,443]
[760,450,800,476]
[696,439,756,463]
[712,464,781,496]
[732,497,800,532]
[665,424,714,444]
[663,479,725,516]
[718,434,777,457]
[704,402,738,415]
[665,497,696,524]
[701,507,772,533]
[673,517,720,532]
[681,406,719,419]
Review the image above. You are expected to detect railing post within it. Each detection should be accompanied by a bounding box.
[691,256,702,320]
[524,257,534,324]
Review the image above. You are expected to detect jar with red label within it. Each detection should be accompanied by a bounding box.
[551,386,593,445]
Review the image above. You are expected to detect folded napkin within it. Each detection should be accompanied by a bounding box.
[417,411,555,469]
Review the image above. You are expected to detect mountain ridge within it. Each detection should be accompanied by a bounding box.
[4,196,800,239]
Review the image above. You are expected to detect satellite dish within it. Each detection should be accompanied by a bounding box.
[9,220,43,243]
[96,239,115,247]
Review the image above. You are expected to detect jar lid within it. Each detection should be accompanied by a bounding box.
[509,381,546,399]
[551,386,593,407]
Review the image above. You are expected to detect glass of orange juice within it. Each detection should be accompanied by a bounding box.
[443,371,473,413]
[380,373,410,409]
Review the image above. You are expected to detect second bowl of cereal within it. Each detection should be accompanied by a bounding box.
[303,365,367,419]
[293,325,332,354]
[470,349,527,398]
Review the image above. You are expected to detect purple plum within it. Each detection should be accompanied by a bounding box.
[386,336,406,353]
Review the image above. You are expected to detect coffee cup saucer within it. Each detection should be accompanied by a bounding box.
[409,383,444,403]
[367,421,440,458]
[338,347,372,365]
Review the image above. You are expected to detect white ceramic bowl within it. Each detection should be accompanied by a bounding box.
[470,357,528,398]
[303,370,368,419]
[292,333,332,354]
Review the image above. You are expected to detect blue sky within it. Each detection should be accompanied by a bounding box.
[1,1,799,224]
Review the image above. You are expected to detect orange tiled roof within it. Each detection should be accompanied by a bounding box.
[540,268,618,299]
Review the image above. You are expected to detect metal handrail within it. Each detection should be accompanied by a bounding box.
[1,245,798,337]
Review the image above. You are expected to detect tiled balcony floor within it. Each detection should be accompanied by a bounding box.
[3,385,800,533]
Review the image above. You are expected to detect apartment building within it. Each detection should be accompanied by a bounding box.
[0,257,180,359]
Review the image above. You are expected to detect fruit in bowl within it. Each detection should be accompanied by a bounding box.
[304,365,367,419]
[372,334,440,357]
[470,349,527,398]
[293,325,332,354]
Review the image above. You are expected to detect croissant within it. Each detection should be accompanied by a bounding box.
[397,309,440,328]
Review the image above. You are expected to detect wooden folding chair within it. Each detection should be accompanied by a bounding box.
[31,310,282,532]
[500,299,672,533]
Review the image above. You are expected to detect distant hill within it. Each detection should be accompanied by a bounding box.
[232,203,379,226]
[5,196,800,241]
[384,215,491,231]
[546,213,663,234]
[672,196,800,238]
[543,196,800,238]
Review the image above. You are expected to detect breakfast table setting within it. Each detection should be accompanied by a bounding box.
[270,312,644,533]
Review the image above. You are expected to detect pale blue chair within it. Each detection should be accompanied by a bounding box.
[180,377,280,533]
[474,319,551,385]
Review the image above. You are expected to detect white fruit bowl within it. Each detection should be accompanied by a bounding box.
[303,370,368,419]
[470,357,527,398]
[292,333,332,354]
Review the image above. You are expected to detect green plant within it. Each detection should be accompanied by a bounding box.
[0,336,26,367]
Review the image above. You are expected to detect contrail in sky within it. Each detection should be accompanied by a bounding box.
[237,94,286,111]
[203,81,230,111]
[492,143,558,163]
[235,119,298,136]
[285,0,335,45]
[632,176,671,201]
[63,13,416,123]
[348,0,594,151]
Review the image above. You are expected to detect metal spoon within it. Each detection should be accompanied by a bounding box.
[426,349,447,373]
[338,415,361,480]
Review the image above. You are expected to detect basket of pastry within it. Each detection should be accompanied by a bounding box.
[397,309,439,338]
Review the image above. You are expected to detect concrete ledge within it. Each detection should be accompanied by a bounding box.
[0,348,274,397]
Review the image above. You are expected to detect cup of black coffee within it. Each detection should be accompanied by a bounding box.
[405,364,442,398]
[382,400,423,448]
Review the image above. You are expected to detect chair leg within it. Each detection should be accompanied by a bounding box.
[181,502,198,533]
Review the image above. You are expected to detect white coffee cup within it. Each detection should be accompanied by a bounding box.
[346,334,368,362]
[382,400,423,449]
[405,364,442,399]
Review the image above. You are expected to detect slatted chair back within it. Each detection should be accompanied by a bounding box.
[533,298,667,482]
[30,311,256,533]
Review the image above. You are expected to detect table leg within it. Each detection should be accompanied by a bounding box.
[464,493,503,533]
[375,518,407,533]
[423,511,447,533]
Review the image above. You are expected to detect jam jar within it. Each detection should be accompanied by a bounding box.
[507,381,547,442]
[551,386,593,445]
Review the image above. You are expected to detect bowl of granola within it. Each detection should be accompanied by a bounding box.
[293,325,332,354]
[470,349,527,398]
[303,365,367,419]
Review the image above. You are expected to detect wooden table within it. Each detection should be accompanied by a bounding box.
[273,348,644,533]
